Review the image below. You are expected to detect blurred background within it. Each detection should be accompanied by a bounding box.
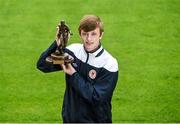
[0,0,180,123]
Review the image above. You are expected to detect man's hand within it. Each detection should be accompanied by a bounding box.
[61,63,76,75]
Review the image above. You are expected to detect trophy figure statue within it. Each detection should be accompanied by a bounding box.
[46,20,73,64]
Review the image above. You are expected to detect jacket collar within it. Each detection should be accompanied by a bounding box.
[83,43,104,57]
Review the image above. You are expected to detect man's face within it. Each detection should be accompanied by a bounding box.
[80,27,103,52]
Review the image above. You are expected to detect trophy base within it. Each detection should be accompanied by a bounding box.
[46,54,73,65]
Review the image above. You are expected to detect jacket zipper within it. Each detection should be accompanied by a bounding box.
[85,52,89,63]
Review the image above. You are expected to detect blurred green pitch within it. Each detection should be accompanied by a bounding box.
[0,0,180,123]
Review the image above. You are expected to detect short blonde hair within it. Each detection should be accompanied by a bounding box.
[78,15,104,35]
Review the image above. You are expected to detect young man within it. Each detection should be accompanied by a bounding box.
[37,15,118,123]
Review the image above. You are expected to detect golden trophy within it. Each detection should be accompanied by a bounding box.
[46,20,73,64]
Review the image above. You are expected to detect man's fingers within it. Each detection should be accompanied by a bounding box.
[66,63,72,68]
[60,63,76,75]
[61,64,66,70]
[61,63,72,70]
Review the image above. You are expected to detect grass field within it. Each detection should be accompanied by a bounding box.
[0,0,180,123]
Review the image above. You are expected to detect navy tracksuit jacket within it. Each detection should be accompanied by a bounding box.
[37,41,118,123]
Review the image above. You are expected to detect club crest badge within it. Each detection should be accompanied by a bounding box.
[89,69,97,79]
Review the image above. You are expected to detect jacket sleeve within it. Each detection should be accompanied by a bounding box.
[36,41,62,73]
[69,70,118,105]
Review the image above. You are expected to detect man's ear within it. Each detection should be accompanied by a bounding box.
[99,32,104,39]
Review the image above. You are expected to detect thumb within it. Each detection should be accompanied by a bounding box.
[61,64,66,70]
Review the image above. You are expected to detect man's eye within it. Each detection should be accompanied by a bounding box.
[82,33,87,36]
[92,33,97,36]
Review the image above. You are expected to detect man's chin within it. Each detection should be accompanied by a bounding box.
[85,47,93,52]
[85,49,91,52]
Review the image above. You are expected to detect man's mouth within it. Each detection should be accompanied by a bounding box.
[86,42,93,46]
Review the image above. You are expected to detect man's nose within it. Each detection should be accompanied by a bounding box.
[86,34,92,41]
